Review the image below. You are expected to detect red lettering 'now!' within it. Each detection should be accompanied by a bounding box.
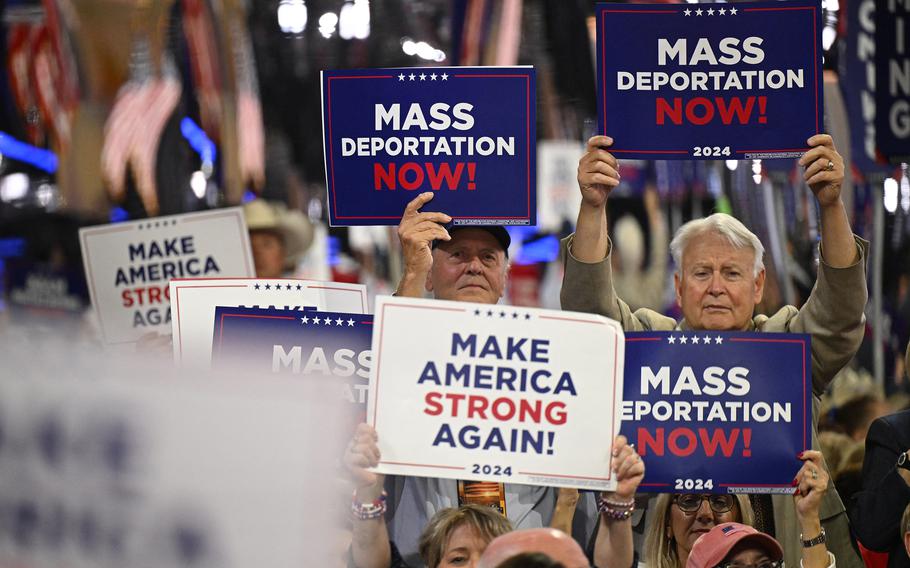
[374,162,475,190]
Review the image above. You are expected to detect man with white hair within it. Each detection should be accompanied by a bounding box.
[560,134,867,568]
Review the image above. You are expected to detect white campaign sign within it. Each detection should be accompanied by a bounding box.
[368,296,625,491]
[79,208,254,345]
[170,278,368,369]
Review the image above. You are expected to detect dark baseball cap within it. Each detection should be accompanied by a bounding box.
[432,224,511,257]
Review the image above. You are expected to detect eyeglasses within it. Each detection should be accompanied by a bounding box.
[716,560,784,568]
[673,494,735,514]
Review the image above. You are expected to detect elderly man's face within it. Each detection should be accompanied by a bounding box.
[427,229,507,305]
[674,232,765,331]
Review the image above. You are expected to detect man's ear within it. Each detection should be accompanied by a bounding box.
[753,268,766,304]
[425,271,434,293]
[500,262,509,299]
[674,272,683,308]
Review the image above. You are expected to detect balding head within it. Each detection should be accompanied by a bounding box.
[477,528,589,568]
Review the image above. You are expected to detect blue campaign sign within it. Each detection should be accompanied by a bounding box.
[620,331,812,494]
[596,0,823,160]
[321,67,536,226]
[875,0,910,163]
[212,306,374,420]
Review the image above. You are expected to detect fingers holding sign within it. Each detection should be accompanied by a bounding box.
[793,450,829,522]
[798,134,844,208]
[344,423,385,495]
[578,136,621,210]
[396,192,452,297]
[609,435,645,501]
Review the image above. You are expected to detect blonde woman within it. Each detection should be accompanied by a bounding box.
[643,494,755,568]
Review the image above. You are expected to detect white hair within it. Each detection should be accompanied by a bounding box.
[669,213,765,276]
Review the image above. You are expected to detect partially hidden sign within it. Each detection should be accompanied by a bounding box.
[170,278,368,370]
[79,208,254,346]
[596,0,823,160]
[368,296,624,491]
[621,331,812,493]
[211,306,373,422]
[321,66,536,226]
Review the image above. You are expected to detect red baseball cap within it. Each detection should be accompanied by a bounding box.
[686,523,784,568]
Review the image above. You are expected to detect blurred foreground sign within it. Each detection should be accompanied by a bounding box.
[0,367,345,568]
[170,278,368,370]
[595,0,824,160]
[79,208,254,346]
[321,66,536,226]
[367,296,624,491]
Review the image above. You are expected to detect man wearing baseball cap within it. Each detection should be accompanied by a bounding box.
[344,193,601,567]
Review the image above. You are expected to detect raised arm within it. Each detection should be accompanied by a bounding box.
[798,134,858,268]
[593,435,645,568]
[793,451,834,568]
[345,423,392,568]
[395,192,452,298]
[571,136,621,263]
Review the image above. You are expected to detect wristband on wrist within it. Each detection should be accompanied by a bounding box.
[597,496,635,521]
[800,527,826,548]
[352,490,387,521]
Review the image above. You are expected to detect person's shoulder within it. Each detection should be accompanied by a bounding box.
[875,409,910,433]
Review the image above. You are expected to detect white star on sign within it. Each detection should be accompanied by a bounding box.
[409,73,416,81]
[695,8,703,15]
[419,73,427,81]
[398,73,405,81]
[336,318,343,326]
[729,7,737,15]
[347,319,355,326]
[313,317,321,325]
[300,316,309,324]
[692,336,701,344]
[668,336,677,344]
[441,73,449,80]
[323,318,332,326]
[715,336,724,344]
[684,8,691,15]
[431,73,438,80]
[707,8,715,15]
[680,336,689,344]
[719,8,727,15]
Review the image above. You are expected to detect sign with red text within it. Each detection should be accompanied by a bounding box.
[79,209,254,346]
[321,66,536,226]
[368,296,625,491]
[596,0,823,160]
[170,278,368,370]
[621,331,812,494]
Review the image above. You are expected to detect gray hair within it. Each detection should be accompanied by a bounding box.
[669,213,765,277]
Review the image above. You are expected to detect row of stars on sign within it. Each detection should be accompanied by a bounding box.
[398,72,449,82]
[301,315,358,326]
[684,7,737,15]
[668,335,724,344]
[474,308,532,320]
[252,283,304,291]
[136,219,178,230]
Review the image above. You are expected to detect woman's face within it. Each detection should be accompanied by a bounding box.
[669,495,740,557]
[438,524,488,568]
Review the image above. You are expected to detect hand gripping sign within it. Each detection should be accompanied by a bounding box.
[621,331,813,494]
[596,0,824,160]
[367,296,625,491]
[79,208,254,346]
[321,66,536,226]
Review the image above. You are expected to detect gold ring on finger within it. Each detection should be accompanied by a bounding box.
[825,160,834,171]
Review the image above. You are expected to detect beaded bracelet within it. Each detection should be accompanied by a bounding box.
[352,491,387,521]
[598,496,635,521]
